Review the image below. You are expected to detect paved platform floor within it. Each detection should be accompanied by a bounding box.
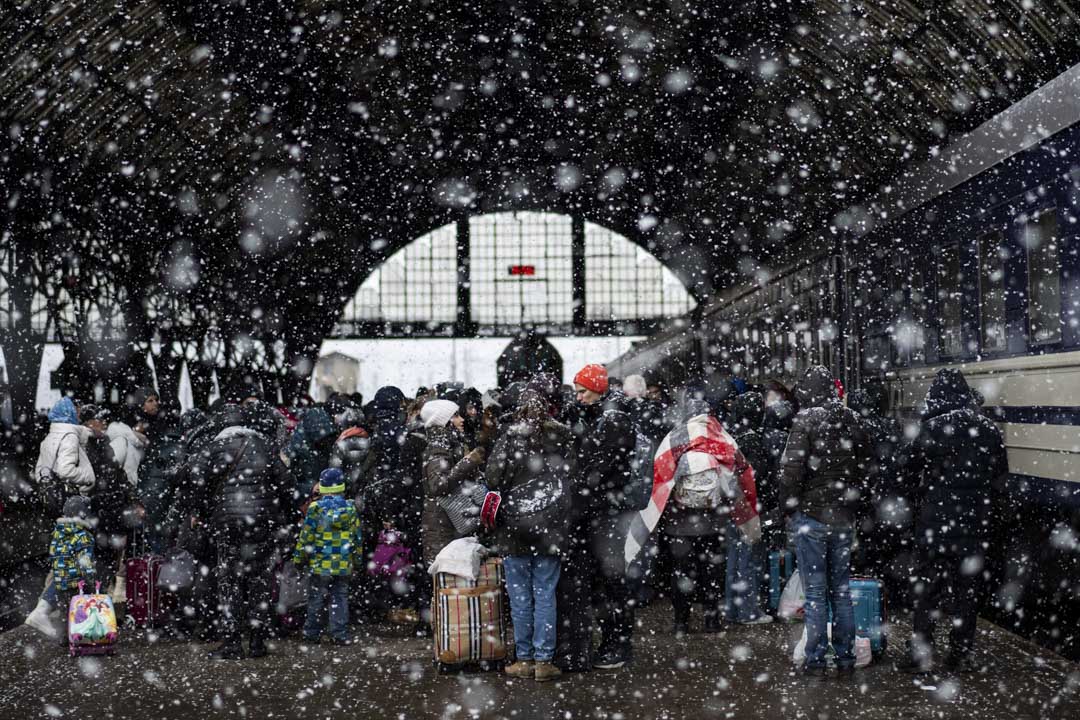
[2,601,1078,720]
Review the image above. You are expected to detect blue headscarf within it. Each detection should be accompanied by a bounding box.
[48,397,79,425]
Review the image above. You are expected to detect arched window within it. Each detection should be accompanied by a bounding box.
[339,211,695,332]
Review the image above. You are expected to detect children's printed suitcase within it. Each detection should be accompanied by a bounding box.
[766,549,795,613]
[432,557,507,671]
[69,581,118,656]
[126,553,168,628]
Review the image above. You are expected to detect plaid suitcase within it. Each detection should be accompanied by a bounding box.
[433,557,507,671]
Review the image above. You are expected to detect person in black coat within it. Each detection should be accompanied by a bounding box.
[726,392,773,623]
[847,388,905,580]
[81,405,138,591]
[896,368,1008,674]
[560,364,637,671]
[182,403,294,660]
[761,399,794,544]
[780,365,873,676]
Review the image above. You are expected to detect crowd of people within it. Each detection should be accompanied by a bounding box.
[26,360,1009,679]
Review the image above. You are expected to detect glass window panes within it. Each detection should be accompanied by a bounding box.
[471,212,574,325]
[1024,210,1061,345]
[937,244,963,356]
[343,223,458,324]
[585,221,695,321]
[339,212,696,328]
[978,230,1007,352]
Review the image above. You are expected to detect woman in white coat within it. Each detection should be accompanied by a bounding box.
[24,396,96,637]
[107,417,150,487]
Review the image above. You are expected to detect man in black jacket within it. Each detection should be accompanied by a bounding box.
[896,368,1008,674]
[561,363,638,671]
[780,365,873,677]
[726,391,773,624]
[183,404,294,660]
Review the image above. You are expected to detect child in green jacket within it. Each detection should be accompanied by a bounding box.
[292,468,362,644]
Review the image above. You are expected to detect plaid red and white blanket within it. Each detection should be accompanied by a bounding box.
[620,414,759,571]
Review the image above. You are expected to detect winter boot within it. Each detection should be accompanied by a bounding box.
[24,598,59,638]
[208,639,245,660]
[534,662,563,682]
[248,634,268,659]
[504,660,535,679]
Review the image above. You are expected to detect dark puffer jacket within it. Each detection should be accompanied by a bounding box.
[85,433,136,538]
[730,391,774,516]
[421,425,485,564]
[285,407,338,499]
[571,392,636,530]
[900,368,1008,547]
[847,389,904,527]
[779,365,873,526]
[486,394,576,556]
[185,426,294,544]
[762,400,794,515]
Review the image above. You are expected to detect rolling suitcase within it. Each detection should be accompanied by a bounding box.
[126,542,168,628]
[69,581,119,656]
[432,557,507,672]
[850,576,887,657]
[766,549,795,613]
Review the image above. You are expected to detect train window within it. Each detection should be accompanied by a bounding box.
[1023,211,1061,345]
[937,244,963,356]
[978,230,1007,352]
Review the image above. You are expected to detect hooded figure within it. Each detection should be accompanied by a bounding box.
[779,365,873,677]
[897,368,1008,674]
[181,404,294,660]
[285,406,338,499]
[36,397,96,505]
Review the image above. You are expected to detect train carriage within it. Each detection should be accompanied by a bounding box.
[607,61,1080,659]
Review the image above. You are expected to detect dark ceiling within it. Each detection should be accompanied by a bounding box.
[3,0,1080,349]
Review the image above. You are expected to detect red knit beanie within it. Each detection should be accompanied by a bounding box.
[574,364,609,394]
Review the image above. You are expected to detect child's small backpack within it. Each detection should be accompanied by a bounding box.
[368,530,414,579]
[68,580,118,656]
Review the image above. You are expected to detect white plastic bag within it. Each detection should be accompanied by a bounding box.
[792,624,872,668]
[777,572,805,621]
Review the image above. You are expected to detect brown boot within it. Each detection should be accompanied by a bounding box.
[534,661,563,682]
[504,660,535,678]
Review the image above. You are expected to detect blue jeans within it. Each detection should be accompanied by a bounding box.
[504,555,560,662]
[304,574,350,642]
[790,513,855,669]
[724,520,765,622]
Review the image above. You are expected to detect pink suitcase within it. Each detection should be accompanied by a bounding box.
[69,581,118,656]
[126,554,168,628]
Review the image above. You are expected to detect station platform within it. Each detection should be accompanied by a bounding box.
[2,601,1077,720]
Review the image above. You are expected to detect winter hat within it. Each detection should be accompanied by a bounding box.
[573,364,609,395]
[623,374,647,399]
[63,495,92,520]
[79,404,110,423]
[372,386,405,418]
[421,399,459,429]
[318,468,346,494]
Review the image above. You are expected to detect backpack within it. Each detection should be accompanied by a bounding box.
[672,466,734,510]
[623,430,655,511]
[597,414,653,512]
